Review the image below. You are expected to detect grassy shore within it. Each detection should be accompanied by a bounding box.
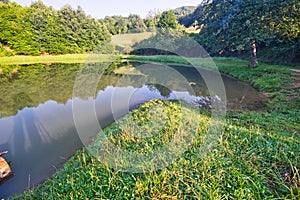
[0,54,117,65]
[14,56,299,199]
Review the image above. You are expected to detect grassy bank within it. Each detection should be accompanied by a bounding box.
[0,54,117,65]
[14,56,299,199]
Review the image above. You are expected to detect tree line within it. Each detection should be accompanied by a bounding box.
[0,1,117,55]
[101,6,195,35]
[182,0,300,65]
[0,0,188,56]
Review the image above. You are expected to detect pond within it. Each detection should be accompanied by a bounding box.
[0,62,265,198]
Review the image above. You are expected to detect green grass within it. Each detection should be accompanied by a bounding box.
[0,54,117,65]
[111,32,156,49]
[14,56,300,199]
[124,55,196,66]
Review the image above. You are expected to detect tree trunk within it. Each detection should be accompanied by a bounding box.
[249,42,258,67]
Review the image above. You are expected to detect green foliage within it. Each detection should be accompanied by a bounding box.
[0,1,113,56]
[0,3,41,55]
[127,14,147,33]
[144,10,161,32]
[0,43,14,56]
[102,14,148,35]
[157,11,179,31]
[29,3,112,55]
[182,0,300,64]
[144,18,156,32]
[102,16,129,35]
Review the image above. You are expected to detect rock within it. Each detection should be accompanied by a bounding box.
[0,157,12,180]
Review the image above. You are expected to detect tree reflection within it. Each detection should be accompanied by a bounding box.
[146,83,172,98]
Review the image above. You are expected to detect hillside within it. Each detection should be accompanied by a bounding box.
[171,6,197,19]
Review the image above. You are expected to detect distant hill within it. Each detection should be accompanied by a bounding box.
[171,6,197,19]
[178,5,204,27]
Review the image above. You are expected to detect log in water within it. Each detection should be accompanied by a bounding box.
[0,156,12,182]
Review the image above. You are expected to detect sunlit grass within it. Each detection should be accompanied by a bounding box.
[0,54,117,65]
[15,100,300,199]
[111,32,156,49]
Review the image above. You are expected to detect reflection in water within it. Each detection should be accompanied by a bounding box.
[0,99,83,197]
[0,62,265,198]
[147,84,172,98]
